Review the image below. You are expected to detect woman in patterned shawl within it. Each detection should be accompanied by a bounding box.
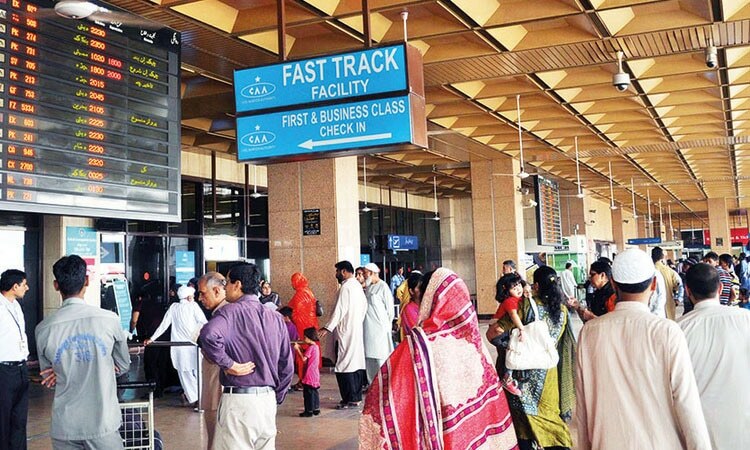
[359,268,518,450]
[488,265,576,450]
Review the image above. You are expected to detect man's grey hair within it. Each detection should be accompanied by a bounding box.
[200,271,226,289]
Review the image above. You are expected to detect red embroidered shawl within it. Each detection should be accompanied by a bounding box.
[360,268,518,450]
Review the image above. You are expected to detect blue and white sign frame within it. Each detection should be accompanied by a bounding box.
[237,94,417,161]
[234,44,409,114]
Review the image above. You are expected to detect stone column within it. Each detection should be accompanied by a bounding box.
[42,216,100,317]
[267,156,360,317]
[470,157,524,315]
[439,196,475,294]
[611,207,625,252]
[707,197,732,253]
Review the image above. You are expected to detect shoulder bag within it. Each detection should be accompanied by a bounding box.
[505,298,559,370]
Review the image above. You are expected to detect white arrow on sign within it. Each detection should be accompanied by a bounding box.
[298,133,392,150]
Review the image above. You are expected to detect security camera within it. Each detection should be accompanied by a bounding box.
[613,72,630,92]
[613,51,630,92]
[705,45,718,69]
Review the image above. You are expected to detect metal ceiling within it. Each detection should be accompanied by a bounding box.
[101,0,750,219]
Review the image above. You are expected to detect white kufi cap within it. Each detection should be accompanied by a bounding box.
[177,285,195,300]
[364,263,380,273]
[611,248,656,284]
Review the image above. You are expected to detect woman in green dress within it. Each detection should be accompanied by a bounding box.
[487,265,576,450]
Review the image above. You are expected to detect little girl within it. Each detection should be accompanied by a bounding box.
[493,273,527,396]
[294,327,321,417]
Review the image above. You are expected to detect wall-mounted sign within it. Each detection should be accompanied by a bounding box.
[360,254,371,266]
[535,176,563,246]
[237,94,423,162]
[235,44,409,113]
[65,227,98,257]
[387,234,418,251]
[175,250,195,285]
[302,209,321,236]
[702,228,748,246]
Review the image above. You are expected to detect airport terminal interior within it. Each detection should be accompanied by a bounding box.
[3,0,750,448]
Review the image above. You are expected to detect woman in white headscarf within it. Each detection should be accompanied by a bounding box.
[145,285,207,406]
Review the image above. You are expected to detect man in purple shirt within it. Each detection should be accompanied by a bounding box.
[199,262,293,450]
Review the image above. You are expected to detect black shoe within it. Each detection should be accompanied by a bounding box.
[313,410,320,416]
[347,402,361,408]
[335,403,350,410]
[299,411,313,417]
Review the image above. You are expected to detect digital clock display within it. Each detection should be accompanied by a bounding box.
[0,0,181,221]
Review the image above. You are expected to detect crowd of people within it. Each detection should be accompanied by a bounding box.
[1,247,749,450]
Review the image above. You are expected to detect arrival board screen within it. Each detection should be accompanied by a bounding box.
[0,0,181,221]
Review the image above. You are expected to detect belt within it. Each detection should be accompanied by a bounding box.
[223,386,273,394]
[0,361,26,367]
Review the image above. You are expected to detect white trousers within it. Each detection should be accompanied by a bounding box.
[178,368,199,404]
[212,389,277,450]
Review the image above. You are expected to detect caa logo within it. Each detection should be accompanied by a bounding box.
[241,130,276,147]
[241,82,276,99]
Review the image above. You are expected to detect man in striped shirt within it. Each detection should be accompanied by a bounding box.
[703,252,734,305]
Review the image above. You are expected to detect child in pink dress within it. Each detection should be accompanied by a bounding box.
[294,327,320,417]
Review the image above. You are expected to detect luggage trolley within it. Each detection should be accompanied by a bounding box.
[118,381,157,450]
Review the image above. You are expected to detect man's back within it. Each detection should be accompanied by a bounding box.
[678,302,750,449]
[560,269,577,298]
[200,295,293,403]
[35,299,130,440]
[576,302,710,450]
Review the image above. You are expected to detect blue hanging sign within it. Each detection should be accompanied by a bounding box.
[627,237,662,245]
[234,44,408,114]
[236,95,416,161]
[388,234,419,251]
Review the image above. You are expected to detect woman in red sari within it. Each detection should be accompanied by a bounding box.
[360,268,518,450]
[288,272,320,383]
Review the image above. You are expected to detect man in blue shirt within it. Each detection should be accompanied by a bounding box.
[389,266,404,295]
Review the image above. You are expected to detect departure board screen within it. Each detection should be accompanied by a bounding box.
[535,175,563,246]
[0,0,181,221]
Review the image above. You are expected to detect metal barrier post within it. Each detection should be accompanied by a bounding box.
[195,344,203,413]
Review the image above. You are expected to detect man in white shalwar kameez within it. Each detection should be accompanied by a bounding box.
[320,260,367,409]
[145,285,207,406]
[362,263,394,383]
[576,249,711,450]
[678,263,750,450]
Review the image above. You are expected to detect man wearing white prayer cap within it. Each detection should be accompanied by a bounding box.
[145,284,207,407]
[362,262,395,384]
[575,248,711,450]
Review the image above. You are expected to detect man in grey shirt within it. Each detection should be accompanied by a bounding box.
[36,255,130,450]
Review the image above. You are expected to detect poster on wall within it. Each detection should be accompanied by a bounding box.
[303,209,321,235]
[175,251,196,285]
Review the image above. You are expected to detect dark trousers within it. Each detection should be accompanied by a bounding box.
[335,371,362,404]
[302,384,319,412]
[0,364,28,450]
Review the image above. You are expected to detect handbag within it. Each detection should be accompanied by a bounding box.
[315,300,324,317]
[505,298,559,370]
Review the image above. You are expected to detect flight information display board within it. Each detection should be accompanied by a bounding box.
[0,0,181,221]
[535,175,563,246]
